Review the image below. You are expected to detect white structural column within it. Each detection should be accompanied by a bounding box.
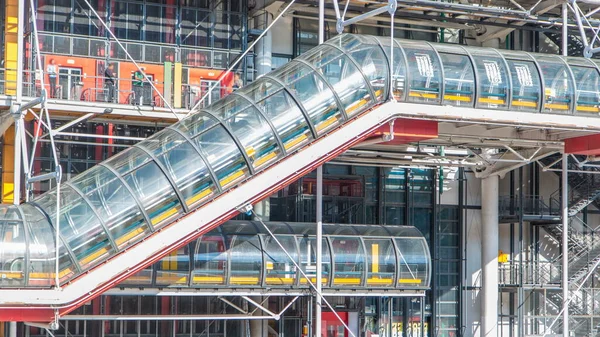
[254,12,272,77]
[251,202,269,337]
[481,175,499,337]
[315,1,324,337]
[561,152,569,337]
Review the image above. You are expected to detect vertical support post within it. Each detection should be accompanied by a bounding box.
[315,2,324,337]
[562,3,568,57]
[12,0,25,205]
[481,175,499,337]
[12,114,21,205]
[561,153,569,337]
[8,322,16,337]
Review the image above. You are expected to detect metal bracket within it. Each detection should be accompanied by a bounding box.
[237,204,254,215]
[336,0,397,33]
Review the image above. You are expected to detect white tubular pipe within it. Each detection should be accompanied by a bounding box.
[481,175,499,337]
[562,152,569,337]
[316,3,324,337]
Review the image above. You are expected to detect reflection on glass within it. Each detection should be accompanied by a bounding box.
[339,36,389,102]
[194,124,250,188]
[438,52,475,107]
[156,247,190,286]
[263,235,298,286]
[570,66,600,114]
[222,104,283,170]
[364,239,396,287]
[193,235,227,285]
[395,238,429,287]
[229,235,262,285]
[0,206,25,286]
[71,165,150,249]
[123,160,183,229]
[536,56,574,114]
[505,59,541,112]
[142,130,217,208]
[297,237,330,286]
[399,40,442,104]
[256,89,313,152]
[331,237,365,286]
[272,61,342,135]
[469,51,509,110]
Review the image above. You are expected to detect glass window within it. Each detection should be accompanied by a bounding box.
[36,186,114,270]
[194,124,250,189]
[263,235,298,286]
[438,52,475,107]
[535,55,574,114]
[228,235,262,286]
[364,239,396,288]
[180,8,211,47]
[0,208,26,286]
[218,103,283,170]
[303,44,373,117]
[570,66,600,114]
[272,61,342,135]
[467,49,510,110]
[256,89,313,153]
[112,2,143,41]
[297,236,330,286]
[122,159,183,229]
[396,238,429,288]
[331,237,365,287]
[374,37,407,101]
[503,56,542,113]
[156,247,190,286]
[141,130,218,208]
[193,235,227,285]
[398,40,443,104]
[71,165,151,249]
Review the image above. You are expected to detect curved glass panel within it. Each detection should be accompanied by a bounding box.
[71,165,150,249]
[302,44,373,117]
[467,48,510,110]
[29,195,77,283]
[331,237,365,287]
[256,88,313,153]
[238,77,284,102]
[395,238,429,288]
[228,235,262,286]
[438,52,475,107]
[108,148,183,229]
[373,37,406,101]
[141,129,218,208]
[21,203,69,286]
[503,57,542,112]
[36,186,113,270]
[398,40,443,104]
[297,236,330,286]
[0,206,25,286]
[221,104,283,170]
[193,234,227,285]
[174,112,218,138]
[272,61,342,135]
[194,123,250,189]
[570,65,600,114]
[535,55,575,114]
[327,34,389,102]
[364,239,396,287]
[262,235,298,286]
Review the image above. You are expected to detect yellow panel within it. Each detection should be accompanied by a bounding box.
[186,187,213,206]
[444,95,471,102]
[409,92,438,99]
[576,106,600,113]
[371,244,379,273]
[367,278,393,285]
[398,279,422,284]
[115,227,145,246]
[300,277,328,284]
[173,63,183,108]
[254,151,277,168]
[266,277,295,285]
[333,278,362,285]
[151,207,178,226]
[512,101,537,108]
[545,103,569,110]
[220,169,244,187]
[315,116,338,132]
[284,134,308,150]
[4,0,18,96]
[192,276,225,284]
[479,98,505,104]
[2,126,15,204]
[79,247,109,266]
[230,276,259,285]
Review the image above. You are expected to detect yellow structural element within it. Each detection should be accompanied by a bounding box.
[2,126,15,204]
[4,0,18,96]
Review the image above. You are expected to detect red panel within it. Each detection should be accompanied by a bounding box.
[565,134,600,155]
[362,118,438,145]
